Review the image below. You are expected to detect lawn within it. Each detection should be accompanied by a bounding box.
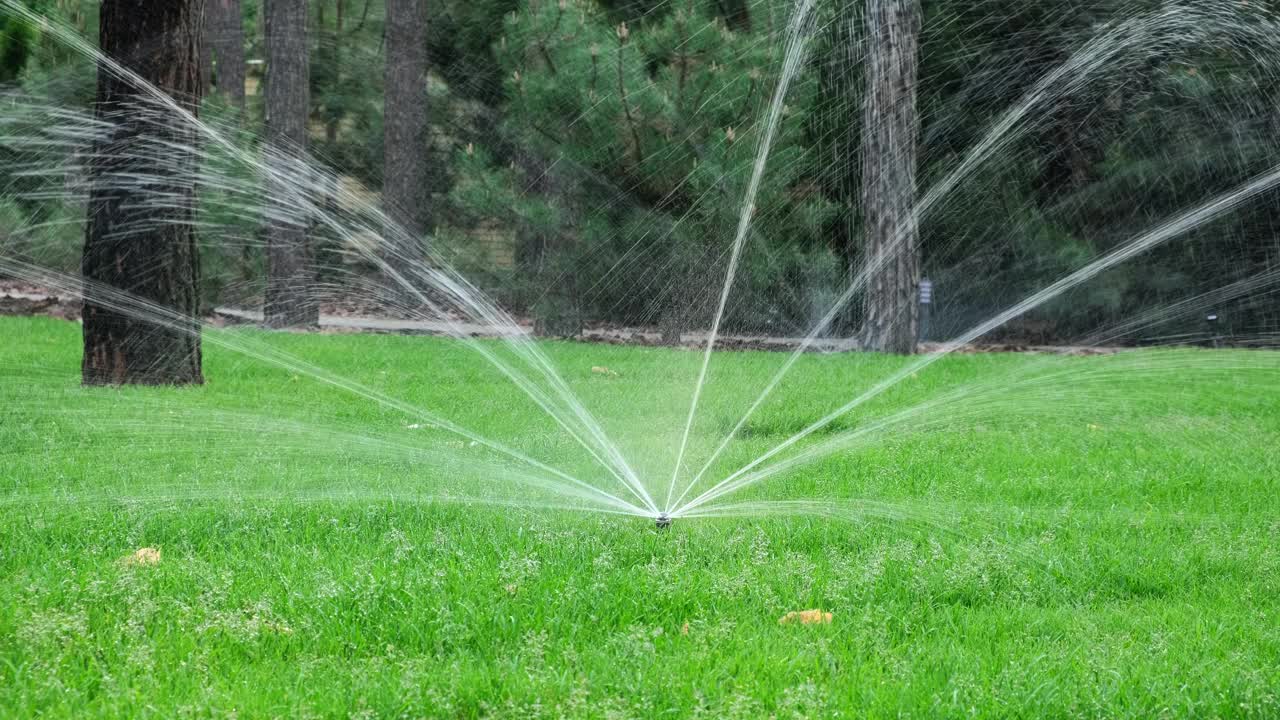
[1,315,1278,718]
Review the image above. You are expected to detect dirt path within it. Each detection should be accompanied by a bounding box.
[2,281,1122,355]
[210,305,862,352]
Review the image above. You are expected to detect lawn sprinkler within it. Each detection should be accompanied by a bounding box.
[655,512,672,530]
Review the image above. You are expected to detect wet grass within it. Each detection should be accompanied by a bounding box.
[2,315,1279,718]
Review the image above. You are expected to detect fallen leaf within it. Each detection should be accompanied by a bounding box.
[778,609,832,626]
[123,547,161,567]
[591,366,619,377]
[681,622,690,636]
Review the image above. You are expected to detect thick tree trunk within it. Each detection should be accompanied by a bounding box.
[206,0,246,110]
[383,0,429,273]
[857,0,921,354]
[82,0,205,386]
[263,0,316,327]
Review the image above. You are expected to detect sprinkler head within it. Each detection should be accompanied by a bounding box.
[655,513,672,530]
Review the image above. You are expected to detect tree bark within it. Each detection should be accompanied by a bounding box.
[263,0,316,327]
[383,0,430,273]
[82,0,205,386]
[857,0,921,354]
[206,0,246,111]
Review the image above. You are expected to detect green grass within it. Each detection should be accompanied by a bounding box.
[2,315,1279,718]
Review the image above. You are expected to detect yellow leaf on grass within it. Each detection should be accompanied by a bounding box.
[778,609,832,625]
[591,366,619,377]
[123,547,161,567]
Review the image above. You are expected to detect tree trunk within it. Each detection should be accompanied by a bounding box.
[263,0,316,327]
[383,0,429,275]
[82,0,205,386]
[206,0,246,110]
[857,0,921,354]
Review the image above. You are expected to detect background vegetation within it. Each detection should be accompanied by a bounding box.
[1,0,1277,344]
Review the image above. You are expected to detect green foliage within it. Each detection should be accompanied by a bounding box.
[1,0,1279,340]
[308,0,387,186]
[446,0,840,330]
[0,11,37,83]
[430,0,520,104]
